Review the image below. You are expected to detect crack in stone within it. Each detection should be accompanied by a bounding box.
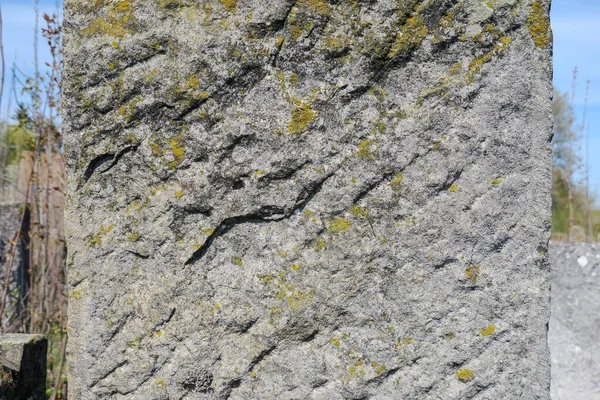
[80,144,139,188]
[184,167,340,266]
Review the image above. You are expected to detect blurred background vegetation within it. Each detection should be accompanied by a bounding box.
[552,74,599,242]
[0,3,66,398]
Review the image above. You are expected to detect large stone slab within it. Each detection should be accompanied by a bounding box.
[549,242,600,400]
[63,0,553,399]
[0,334,47,400]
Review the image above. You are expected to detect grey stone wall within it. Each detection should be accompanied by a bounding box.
[63,0,553,399]
[549,242,600,400]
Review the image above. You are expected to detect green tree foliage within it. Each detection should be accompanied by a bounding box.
[552,169,591,235]
[6,124,35,165]
[552,89,578,169]
[551,88,597,239]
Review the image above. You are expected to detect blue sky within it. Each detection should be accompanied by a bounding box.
[1,0,60,119]
[1,0,600,192]
[551,0,600,197]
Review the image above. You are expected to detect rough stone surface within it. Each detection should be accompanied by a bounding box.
[548,242,600,400]
[0,334,47,400]
[63,0,553,399]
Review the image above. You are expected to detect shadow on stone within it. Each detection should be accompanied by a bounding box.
[0,334,47,400]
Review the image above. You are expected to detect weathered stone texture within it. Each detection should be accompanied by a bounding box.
[63,0,553,399]
[0,334,47,400]
[549,242,600,400]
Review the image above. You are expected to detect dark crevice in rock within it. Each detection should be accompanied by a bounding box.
[301,329,319,343]
[248,345,277,373]
[152,307,176,332]
[80,145,139,188]
[263,160,309,182]
[441,167,464,191]
[185,167,340,266]
[175,65,267,124]
[124,249,149,259]
[90,360,129,389]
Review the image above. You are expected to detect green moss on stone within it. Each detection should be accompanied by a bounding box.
[390,173,404,192]
[357,139,377,160]
[465,265,480,282]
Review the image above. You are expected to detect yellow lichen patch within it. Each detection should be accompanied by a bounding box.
[357,139,378,160]
[233,257,243,266]
[480,324,496,337]
[466,34,514,83]
[278,250,288,258]
[185,74,200,90]
[330,337,340,346]
[290,26,304,41]
[456,369,474,382]
[297,0,332,16]
[449,184,458,193]
[129,336,141,349]
[389,15,429,57]
[89,224,114,248]
[127,232,140,241]
[201,228,215,236]
[449,62,462,75]
[192,243,203,251]
[219,0,237,12]
[118,95,142,122]
[174,191,185,199]
[288,102,316,134]
[327,218,352,233]
[290,73,299,87]
[69,289,83,300]
[170,138,185,165]
[290,263,301,271]
[281,286,315,310]
[350,205,369,218]
[314,236,326,252]
[390,173,404,192]
[468,52,494,76]
[489,177,503,186]
[374,363,386,375]
[276,35,284,49]
[527,1,551,49]
[82,0,136,38]
[155,377,167,388]
[465,265,480,282]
